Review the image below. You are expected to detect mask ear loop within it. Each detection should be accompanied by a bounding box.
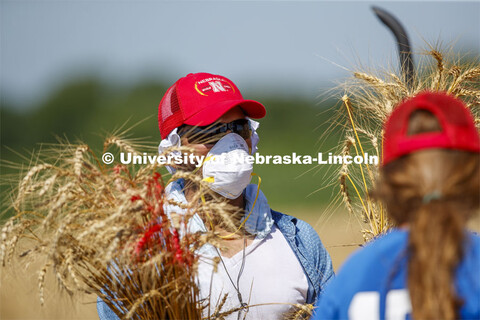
[200,173,261,239]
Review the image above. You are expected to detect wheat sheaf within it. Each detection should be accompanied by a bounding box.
[335,49,480,242]
[0,136,250,319]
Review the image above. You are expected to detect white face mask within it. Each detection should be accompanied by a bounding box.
[202,133,253,199]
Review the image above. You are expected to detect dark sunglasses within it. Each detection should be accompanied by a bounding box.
[178,119,251,143]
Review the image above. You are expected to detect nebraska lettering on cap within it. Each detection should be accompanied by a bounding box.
[194,77,236,96]
[158,72,266,139]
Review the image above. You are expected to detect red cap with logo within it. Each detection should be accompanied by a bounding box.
[158,72,266,138]
[382,91,480,165]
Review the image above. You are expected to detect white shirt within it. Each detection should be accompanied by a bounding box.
[165,180,308,319]
[198,224,309,319]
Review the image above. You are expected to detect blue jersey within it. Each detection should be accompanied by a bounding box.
[313,229,480,320]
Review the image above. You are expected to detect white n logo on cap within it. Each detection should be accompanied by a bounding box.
[209,81,227,92]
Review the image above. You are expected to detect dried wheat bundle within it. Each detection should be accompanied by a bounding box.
[335,49,480,242]
[0,136,241,319]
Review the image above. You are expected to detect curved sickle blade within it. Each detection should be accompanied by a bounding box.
[372,6,415,89]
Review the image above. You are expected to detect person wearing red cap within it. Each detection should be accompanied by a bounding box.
[312,92,480,320]
[97,73,334,319]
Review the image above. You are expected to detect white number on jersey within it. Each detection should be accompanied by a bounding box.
[348,289,412,320]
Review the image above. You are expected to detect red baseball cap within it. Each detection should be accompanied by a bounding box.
[382,91,480,165]
[158,72,266,138]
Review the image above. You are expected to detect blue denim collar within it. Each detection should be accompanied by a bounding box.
[165,179,274,239]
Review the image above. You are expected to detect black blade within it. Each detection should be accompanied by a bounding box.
[372,6,415,89]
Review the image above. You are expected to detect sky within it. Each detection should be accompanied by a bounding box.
[1,1,479,109]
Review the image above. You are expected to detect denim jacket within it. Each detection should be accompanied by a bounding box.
[97,181,333,319]
[271,210,334,304]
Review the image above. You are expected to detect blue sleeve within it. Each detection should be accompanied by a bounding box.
[97,296,121,320]
[96,261,124,320]
[295,218,334,305]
